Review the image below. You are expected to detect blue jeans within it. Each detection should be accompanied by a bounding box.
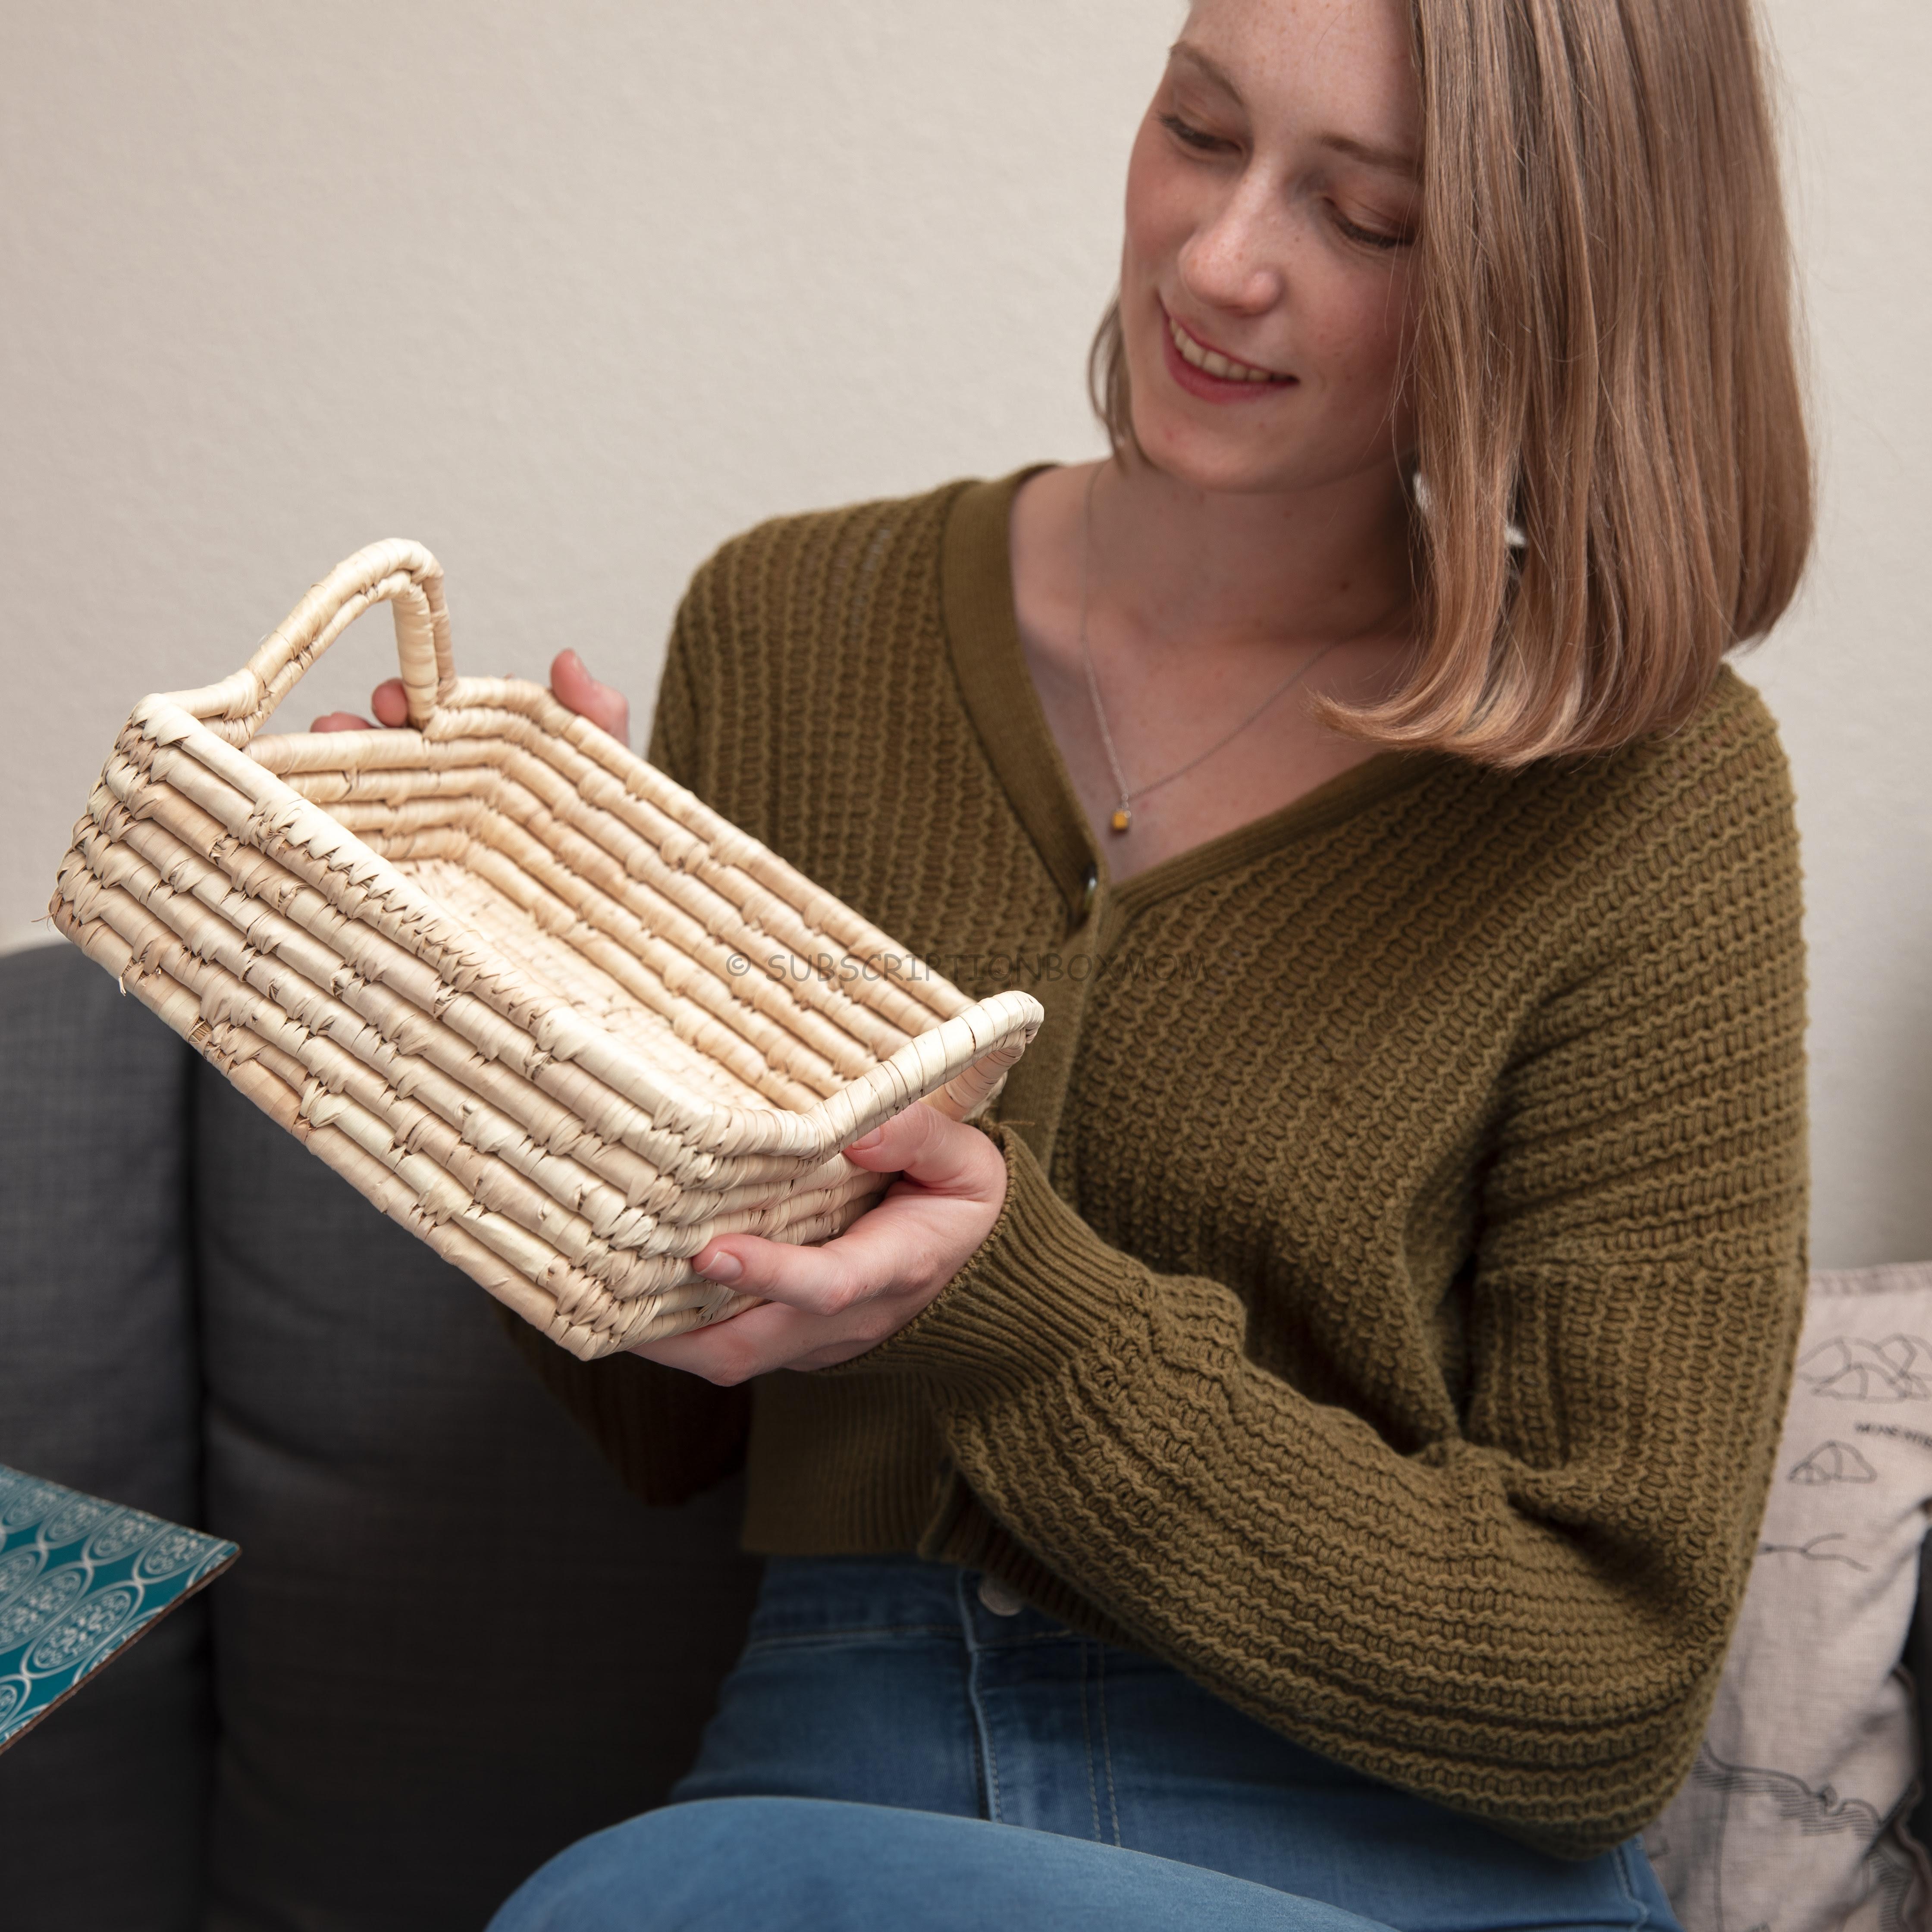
[491,1556,1681,1932]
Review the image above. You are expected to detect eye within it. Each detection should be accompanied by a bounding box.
[1159,111,1231,155]
[1330,207,1412,252]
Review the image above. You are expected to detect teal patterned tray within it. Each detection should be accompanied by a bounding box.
[0,1463,237,1755]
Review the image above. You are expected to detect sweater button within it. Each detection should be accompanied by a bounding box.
[977,1574,1025,1617]
[1078,863,1098,921]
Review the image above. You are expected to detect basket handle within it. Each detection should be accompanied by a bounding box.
[173,539,453,748]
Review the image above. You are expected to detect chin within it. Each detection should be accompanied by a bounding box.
[1127,405,1297,497]
[1126,368,1410,502]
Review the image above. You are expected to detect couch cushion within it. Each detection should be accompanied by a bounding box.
[193,1059,762,1932]
[1645,1262,1932,1932]
[0,943,208,1932]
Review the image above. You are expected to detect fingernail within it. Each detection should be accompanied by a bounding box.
[696,1251,742,1283]
[847,1129,884,1154]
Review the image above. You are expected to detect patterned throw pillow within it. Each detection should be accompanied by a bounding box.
[1646,1263,1932,1932]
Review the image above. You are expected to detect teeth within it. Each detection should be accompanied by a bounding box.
[1167,314,1280,383]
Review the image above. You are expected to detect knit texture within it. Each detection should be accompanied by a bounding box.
[502,473,1809,1860]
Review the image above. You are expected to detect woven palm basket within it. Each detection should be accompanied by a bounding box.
[49,540,1043,1359]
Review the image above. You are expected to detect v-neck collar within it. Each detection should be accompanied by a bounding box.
[940,468,1447,927]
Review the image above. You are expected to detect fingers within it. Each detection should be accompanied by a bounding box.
[687,1228,891,1322]
[313,680,408,734]
[551,650,631,745]
[317,662,630,741]
[841,1103,1004,1199]
[628,1113,1010,1383]
[370,678,411,728]
[690,1169,1002,1320]
[632,1276,935,1383]
[688,1110,1001,1307]
[632,1299,843,1385]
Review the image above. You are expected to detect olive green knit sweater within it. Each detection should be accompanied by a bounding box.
[504,472,1809,1860]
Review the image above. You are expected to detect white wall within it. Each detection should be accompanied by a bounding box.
[2,0,1925,1267]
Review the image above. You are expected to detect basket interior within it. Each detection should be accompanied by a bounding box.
[405,858,782,1112]
[251,688,960,1123]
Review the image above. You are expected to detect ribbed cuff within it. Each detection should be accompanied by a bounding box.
[827,1123,1140,1396]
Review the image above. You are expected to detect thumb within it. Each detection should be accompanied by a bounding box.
[551,649,631,746]
[842,1103,1001,1200]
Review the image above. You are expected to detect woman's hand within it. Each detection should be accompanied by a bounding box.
[311,648,630,743]
[634,1102,1008,1385]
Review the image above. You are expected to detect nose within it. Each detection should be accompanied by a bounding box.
[1177,171,1286,316]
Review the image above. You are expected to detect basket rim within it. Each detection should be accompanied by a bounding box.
[120,681,1041,1165]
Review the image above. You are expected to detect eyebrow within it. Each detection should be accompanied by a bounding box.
[1168,41,1421,180]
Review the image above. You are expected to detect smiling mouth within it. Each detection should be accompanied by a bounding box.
[1165,310,1292,385]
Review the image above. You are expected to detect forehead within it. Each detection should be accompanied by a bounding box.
[1175,0,1421,163]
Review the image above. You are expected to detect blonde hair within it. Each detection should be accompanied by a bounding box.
[1090,0,1813,765]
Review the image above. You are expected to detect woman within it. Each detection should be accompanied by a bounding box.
[326,0,1811,1924]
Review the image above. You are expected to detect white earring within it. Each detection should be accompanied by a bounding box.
[1411,472,1529,552]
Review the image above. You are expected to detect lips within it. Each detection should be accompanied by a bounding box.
[1164,309,1291,385]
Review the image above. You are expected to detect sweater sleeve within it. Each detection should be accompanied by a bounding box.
[832,709,1810,1860]
[491,561,753,1507]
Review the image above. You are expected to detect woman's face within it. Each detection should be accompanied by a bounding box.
[1120,0,1424,499]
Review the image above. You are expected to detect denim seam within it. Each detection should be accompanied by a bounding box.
[1612,1840,1653,1929]
[1078,1639,1104,1842]
[959,1570,1003,1825]
[1095,1641,1122,1846]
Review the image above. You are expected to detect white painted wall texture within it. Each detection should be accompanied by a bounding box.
[1,1,1925,1267]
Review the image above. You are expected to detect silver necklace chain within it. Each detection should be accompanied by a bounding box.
[1077,464,1346,835]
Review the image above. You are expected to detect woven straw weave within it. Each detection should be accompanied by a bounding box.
[49,540,1043,1359]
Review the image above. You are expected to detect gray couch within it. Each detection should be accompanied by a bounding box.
[4,938,1929,1929]
[0,943,761,1931]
